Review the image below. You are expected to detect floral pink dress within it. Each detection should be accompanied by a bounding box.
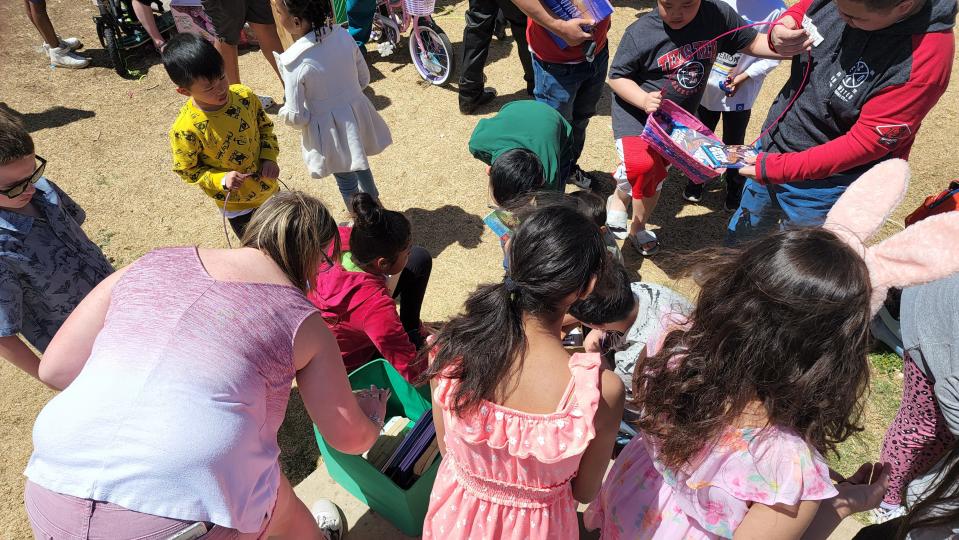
[422,353,602,540]
[584,425,839,539]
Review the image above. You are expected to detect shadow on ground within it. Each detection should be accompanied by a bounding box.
[405,205,485,256]
[621,170,731,279]
[0,102,95,132]
[278,387,321,486]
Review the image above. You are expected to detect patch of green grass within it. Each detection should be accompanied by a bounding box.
[829,353,904,523]
[871,350,905,376]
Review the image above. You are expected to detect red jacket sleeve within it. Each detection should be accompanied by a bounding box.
[353,292,422,381]
[758,31,954,184]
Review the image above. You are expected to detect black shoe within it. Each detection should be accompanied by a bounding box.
[682,180,704,203]
[724,178,744,212]
[569,166,594,189]
[459,88,497,114]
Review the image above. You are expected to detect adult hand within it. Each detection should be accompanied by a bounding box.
[833,462,890,518]
[584,328,605,353]
[259,159,280,179]
[355,385,391,427]
[550,17,593,46]
[643,91,663,114]
[770,16,813,56]
[222,171,252,191]
[725,72,750,97]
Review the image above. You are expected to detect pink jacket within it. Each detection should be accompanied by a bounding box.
[308,227,421,380]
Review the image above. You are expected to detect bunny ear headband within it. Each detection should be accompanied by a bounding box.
[823,158,959,315]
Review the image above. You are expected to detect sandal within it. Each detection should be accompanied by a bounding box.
[630,230,659,256]
[606,195,629,240]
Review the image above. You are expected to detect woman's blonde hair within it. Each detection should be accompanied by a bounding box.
[241,191,339,292]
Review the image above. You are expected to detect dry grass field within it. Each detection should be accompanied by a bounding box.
[0,0,956,536]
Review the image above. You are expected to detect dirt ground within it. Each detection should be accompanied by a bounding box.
[0,0,956,536]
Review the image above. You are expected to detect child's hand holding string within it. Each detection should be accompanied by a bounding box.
[770,16,814,56]
[831,462,890,518]
[642,90,663,114]
[259,159,280,180]
[222,171,252,192]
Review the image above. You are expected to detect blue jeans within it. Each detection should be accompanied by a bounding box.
[532,46,609,171]
[333,168,379,208]
[725,173,859,245]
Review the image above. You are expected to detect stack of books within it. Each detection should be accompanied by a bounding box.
[379,410,439,489]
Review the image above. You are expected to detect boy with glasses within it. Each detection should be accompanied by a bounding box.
[0,112,113,380]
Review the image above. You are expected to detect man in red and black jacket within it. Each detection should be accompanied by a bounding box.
[727,0,955,243]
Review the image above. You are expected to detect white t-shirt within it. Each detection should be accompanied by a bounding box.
[700,0,785,112]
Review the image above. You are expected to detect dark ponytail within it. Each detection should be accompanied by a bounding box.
[349,193,412,267]
[420,205,606,415]
[282,0,334,34]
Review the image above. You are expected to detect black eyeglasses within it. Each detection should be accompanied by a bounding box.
[1,156,46,199]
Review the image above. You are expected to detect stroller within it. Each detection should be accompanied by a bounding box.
[93,0,176,78]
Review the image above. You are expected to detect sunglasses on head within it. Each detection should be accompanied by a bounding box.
[1,156,46,199]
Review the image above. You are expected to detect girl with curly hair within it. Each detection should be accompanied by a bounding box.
[585,226,884,539]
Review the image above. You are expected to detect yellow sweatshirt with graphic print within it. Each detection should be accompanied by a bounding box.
[169,84,280,212]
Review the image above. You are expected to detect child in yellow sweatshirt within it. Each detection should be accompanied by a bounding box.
[163,33,280,238]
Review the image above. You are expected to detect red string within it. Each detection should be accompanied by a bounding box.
[682,20,814,147]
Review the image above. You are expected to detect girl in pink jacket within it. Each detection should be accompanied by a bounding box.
[308,193,431,380]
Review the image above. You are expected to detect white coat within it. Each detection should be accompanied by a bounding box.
[276,27,392,178]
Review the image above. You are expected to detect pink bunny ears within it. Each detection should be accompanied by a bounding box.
[823,159,959,315]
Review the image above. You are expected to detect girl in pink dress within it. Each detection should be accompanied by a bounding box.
[585,227,890,539]
[420,205,626,540]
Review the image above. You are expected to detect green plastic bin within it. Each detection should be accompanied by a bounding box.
[314,359,441,536]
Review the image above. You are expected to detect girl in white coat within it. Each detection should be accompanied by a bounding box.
[275,0,393,210]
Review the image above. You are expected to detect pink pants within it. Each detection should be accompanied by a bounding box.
[879,353,957,506]
[25,481,264,540]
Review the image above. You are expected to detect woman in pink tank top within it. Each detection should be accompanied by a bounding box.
[25,192,387,540]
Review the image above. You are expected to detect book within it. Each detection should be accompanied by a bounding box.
[668,122,758,169]
[364,416,411,471]
[541,0,614,50]
[413,440,440,477]
[483,209,515,243]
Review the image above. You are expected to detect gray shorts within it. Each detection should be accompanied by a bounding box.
[200,0,275,45]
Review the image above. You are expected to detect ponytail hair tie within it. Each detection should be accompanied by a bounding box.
[504,276,519,293]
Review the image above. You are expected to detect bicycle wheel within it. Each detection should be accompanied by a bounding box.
[408,19,455,86]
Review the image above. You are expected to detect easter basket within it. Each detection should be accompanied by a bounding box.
[640,99,756,185]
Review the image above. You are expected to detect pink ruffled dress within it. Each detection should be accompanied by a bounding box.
[422,353,602,540]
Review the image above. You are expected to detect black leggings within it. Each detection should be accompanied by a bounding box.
[696,107,752,191]
[228,211,255,240]
[392,246,432,349]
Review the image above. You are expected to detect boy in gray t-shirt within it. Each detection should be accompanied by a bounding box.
[569,264,691,399]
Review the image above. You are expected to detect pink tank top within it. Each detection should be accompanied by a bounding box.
[26,247,318,533]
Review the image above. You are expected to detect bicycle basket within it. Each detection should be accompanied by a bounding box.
[404,0,435,16]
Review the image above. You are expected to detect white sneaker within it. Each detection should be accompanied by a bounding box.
[48,46,90,69]
[311,499,345,540]
[59,37,83,50]
[257,95,275,109]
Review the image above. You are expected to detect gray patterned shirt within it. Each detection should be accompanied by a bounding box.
[0,178,113,352]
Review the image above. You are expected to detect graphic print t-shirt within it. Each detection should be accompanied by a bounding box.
[609,0,758,138]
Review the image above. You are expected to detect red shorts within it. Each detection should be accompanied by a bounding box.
[614,136,669,200]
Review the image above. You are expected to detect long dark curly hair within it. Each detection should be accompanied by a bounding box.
[634,227,873,470]
[419,205,606,415]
